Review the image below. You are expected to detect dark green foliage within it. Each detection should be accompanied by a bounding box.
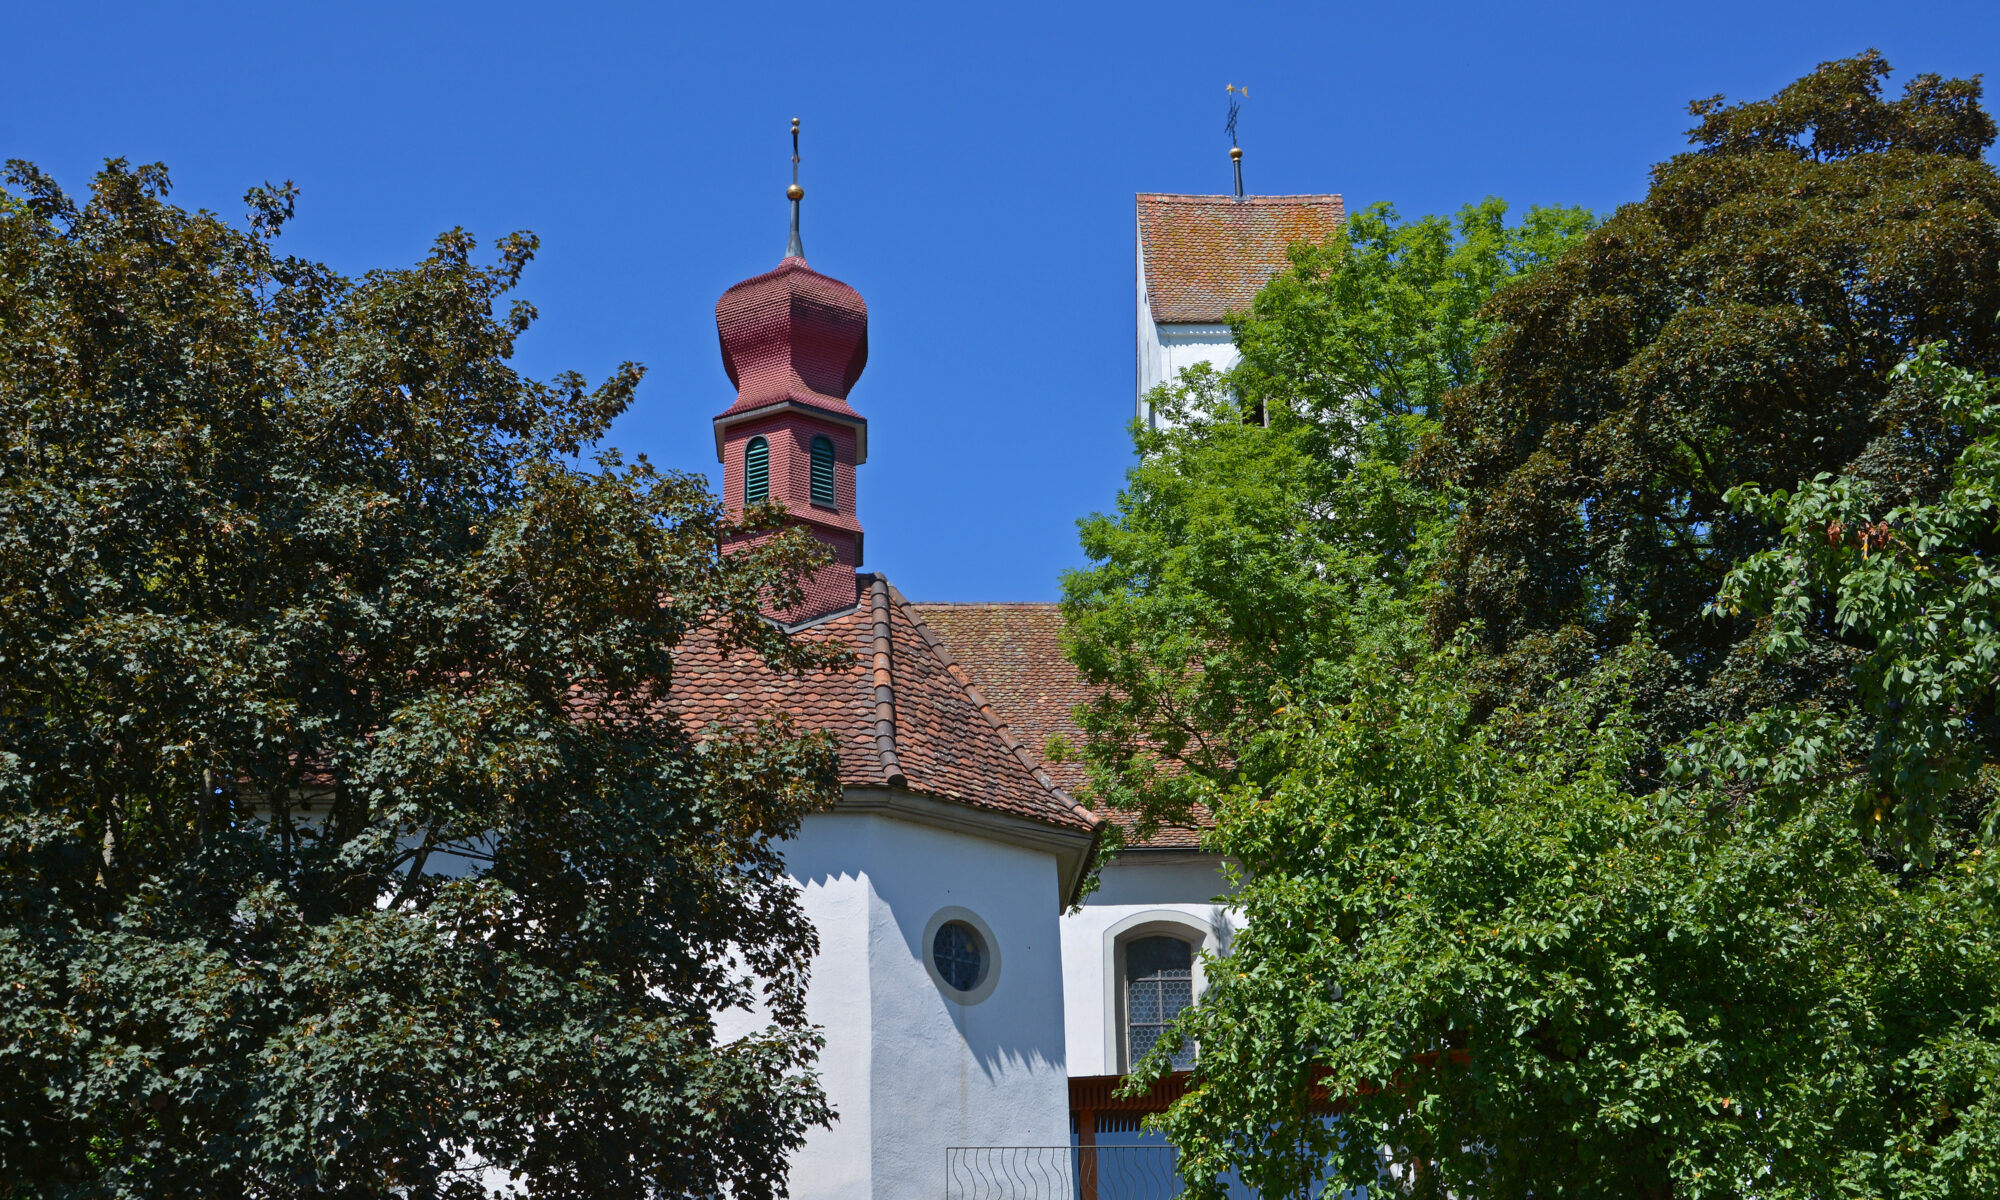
[0,161,843,1199]
[1422,51,2000,745]
[1060,200,1588,832]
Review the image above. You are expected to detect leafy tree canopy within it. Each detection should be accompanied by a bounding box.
[1060,199,1590,832]
[1711,349,2000,853]
[0,161,843,1199]
[1422,51,2000,752]
[1233,197,1597,426]
[1152,649,2000,1200]
[1098,53,2000,1199]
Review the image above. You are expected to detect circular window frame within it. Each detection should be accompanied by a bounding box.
[921,906,1001,1005]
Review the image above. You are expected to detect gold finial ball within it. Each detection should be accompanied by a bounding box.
[1230,146,1243,160]
[787,183,805,201]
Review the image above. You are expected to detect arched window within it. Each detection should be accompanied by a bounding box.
[744,436,770,504]
[809,435,836,509]
[1125,935,1195,1070]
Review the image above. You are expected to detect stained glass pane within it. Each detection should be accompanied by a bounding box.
[932,921,983,992]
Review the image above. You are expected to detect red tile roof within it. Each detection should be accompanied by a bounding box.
[1137,193,1345,325]
[909,602,1210,851]
[670,576,1097,836]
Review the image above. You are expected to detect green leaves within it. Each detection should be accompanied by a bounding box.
[1425,52,2000,750]
[1061,197,1588,838]
[1715,350,2000,856]
[1234,197,1596,426]
[1155,657,2000,1200]
[0,161,840,1198]
[1085,54,2000,1200]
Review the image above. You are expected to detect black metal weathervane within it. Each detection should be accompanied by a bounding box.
[1225,83,1247,198]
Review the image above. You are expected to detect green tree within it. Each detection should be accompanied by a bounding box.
[1422,51,2000,746]
[1148,650,2000,1200]
[1232,197,1597,424]
[1712,349,2000,853]
[0,161,843,1198]
[1060,200,1589,831]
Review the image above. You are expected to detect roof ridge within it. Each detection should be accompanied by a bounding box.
[906,600,1062,609]
[889,582,1103,834]
[1136,192,1344,203]
[866,574,907,788]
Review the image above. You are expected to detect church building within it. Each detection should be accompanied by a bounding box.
[688,153,1341,1200]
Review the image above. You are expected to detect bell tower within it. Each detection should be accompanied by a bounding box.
[714,118,870,625]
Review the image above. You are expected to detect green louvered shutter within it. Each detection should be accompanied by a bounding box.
[744,436,770,503]
[810,436,836,509]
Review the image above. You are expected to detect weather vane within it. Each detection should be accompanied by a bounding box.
[1225,84,1247,198]
[786,117,805,259]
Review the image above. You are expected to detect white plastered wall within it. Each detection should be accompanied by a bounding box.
[1059,852,1237,1077]
[723,809,1075,1200]
[1136,215,1242,429]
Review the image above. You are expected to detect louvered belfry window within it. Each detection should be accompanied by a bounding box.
[809,435,836,509]
[1126,936,1196,1070]
[744,436,770,504]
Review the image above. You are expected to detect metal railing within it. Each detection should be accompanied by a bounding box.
[945,1145,1182,1200]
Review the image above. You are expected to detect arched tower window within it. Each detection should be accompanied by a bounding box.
[1125,935,1195,1070]
[744,436,770,504]
[809,435,836,509]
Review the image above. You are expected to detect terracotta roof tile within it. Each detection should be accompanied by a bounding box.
[909,602,1210,851]
[1138,193,1344,325]
[669,576,1097,835]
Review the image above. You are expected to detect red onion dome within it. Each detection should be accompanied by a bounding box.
[714,258,869,421]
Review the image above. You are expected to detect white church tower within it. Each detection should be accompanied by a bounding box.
[1134,164,1342,425]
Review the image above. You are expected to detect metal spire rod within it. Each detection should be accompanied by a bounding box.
[786,117,805,259]
[1225,84,1246,199]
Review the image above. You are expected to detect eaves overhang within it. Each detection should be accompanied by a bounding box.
[713,398,869,463]
[837,785,1103,911]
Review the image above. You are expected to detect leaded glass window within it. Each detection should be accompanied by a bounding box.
[809,435,836,509]
[1125,935,1195,1070]
[744,436,770,503]
[933,921,984,992]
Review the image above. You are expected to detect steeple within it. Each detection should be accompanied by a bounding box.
[713,119,869,625]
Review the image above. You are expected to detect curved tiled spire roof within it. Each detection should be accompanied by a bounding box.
[714,257,869,424]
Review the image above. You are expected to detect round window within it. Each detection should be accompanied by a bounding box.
[931,920,986,992]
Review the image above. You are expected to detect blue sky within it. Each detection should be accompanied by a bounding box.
[8,1,1997,600]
